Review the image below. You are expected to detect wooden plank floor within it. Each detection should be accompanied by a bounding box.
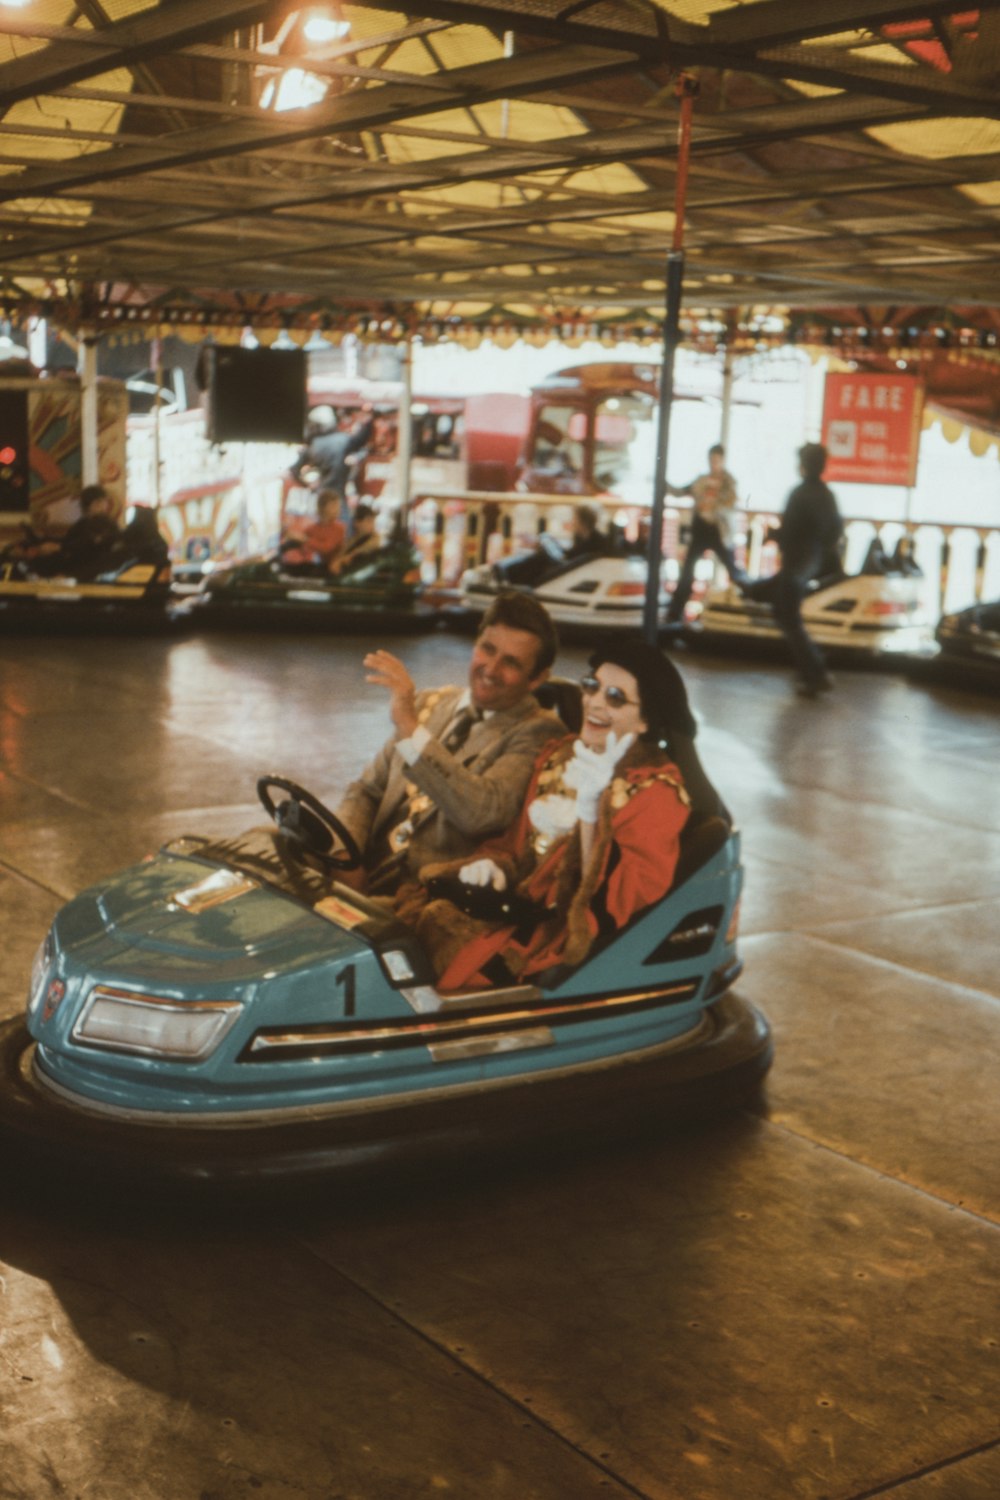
[1,627,996,1500]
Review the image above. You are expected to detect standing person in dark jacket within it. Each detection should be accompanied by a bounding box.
[744,442,844,696]
[288,406,373,521]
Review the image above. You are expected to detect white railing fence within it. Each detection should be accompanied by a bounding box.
[409,491,1000,619]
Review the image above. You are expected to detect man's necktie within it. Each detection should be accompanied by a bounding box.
[443,706,481,753]
[379,707,483,869]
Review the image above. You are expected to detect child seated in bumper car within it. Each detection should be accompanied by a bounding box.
[403,640,695,992]
[279,490,347,573]
[327,503,382,576]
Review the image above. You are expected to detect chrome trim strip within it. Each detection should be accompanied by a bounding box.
[30,1012,710,1128]
[428,1026,554,1062]
[402,982,543,1015]
[247,980,699,1056]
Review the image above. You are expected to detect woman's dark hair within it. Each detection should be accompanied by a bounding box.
[480,589,559,675]
[588,638,696,743]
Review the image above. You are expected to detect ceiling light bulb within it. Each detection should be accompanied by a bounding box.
[304,14,350,43]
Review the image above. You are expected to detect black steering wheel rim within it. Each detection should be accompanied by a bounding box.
[256,775,362,871]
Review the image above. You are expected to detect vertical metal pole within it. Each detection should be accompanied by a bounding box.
[643,77,697,644]
[397,333,414,526]
[719,313,737,451]
[28,317,47,371]
[78,329,100,490]
[152,328,163,511]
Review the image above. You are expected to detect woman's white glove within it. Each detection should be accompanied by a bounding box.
[458,857,507,891]
[562,731,635,823]
[528,793,578,843]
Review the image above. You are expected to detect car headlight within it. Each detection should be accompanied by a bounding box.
[72,986,242,1061]
[27,932,55,1018]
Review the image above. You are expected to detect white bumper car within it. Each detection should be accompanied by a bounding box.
[689,542,935,660]
[461,535,665,635]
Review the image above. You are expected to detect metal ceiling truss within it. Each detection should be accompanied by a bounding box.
[0,0,998,332]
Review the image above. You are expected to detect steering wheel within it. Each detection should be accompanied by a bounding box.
[257,776,362,872]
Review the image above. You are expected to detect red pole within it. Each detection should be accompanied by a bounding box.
[672,80,696,253]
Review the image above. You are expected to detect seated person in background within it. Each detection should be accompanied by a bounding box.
[405,640,693,992]
[279,490,346,573]
[564,503,611,561]
[114,506,170,567]
[0,512,62,570]
[334,591,562,896]
[57,484,121,579]
[533,420,578,476]
[328,503,381,576]
[518,420,584,494]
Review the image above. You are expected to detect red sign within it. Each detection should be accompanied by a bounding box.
[821,372,924,486]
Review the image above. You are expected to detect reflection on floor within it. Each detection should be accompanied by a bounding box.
[1,630,997,1500]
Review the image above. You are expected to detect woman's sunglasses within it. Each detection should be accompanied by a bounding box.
[579,675,640,709]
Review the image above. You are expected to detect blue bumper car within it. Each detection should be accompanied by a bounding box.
[0,768,771,1195]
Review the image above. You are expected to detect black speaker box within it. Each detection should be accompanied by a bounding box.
[204,346,307,444]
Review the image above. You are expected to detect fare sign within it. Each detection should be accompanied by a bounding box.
[821,372,924,486]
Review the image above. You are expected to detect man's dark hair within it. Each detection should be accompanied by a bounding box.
[478,589,558,675]
[799,442,828,480]
[573,504,599,533]
[708,443,725,459]
[80,484,108,512]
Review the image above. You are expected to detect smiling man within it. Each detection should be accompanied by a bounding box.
[334,591,561,893]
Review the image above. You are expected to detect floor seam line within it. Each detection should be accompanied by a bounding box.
[1,767,97,816]
[845,1432,1000,1498]
[751,1113,1000,1228]
[0,855,68,904]
[292,1235,655,1500]
[745,929,1000,1009]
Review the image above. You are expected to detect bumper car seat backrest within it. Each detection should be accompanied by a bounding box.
[671,812,732,889]
[534,677,583,733]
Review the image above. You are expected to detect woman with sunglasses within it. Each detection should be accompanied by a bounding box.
[409,640,699,992]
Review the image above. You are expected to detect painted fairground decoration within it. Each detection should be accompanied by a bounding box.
[0,375,127,531]
[821,371,924,486]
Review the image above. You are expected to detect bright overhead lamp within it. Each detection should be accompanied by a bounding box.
[260,67,329,112]
[303,11,350,44]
